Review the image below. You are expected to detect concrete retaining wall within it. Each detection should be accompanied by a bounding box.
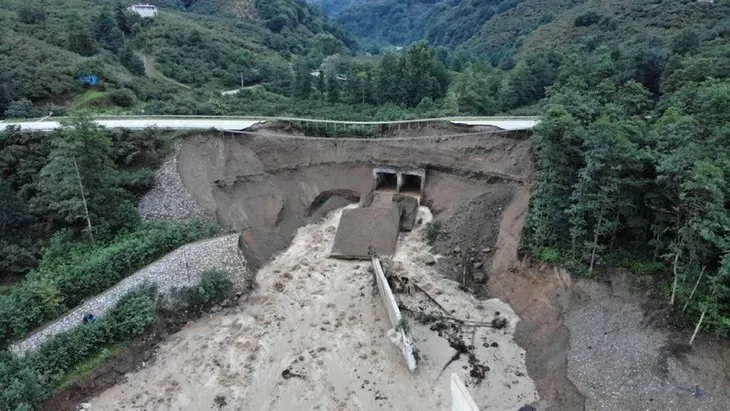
[371,256,417,372]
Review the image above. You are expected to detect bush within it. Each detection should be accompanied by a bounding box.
[534,247,562,264]
[17,6,46,24]
[0,220,219,345]
[619,257,666,277]
[426,220,442,245]
[108,88,136,108]
[3,98,42,119]
[0,285,158,410]
[175,269,232,310]
[574,11,601,27]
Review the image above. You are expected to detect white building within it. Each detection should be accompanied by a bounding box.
[127,4,158,18]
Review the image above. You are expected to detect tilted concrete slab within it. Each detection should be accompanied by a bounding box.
[330,206,400,259]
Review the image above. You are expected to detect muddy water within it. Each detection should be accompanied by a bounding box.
[92,206,538,410]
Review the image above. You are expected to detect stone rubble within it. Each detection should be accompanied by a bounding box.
[138,146,212,221]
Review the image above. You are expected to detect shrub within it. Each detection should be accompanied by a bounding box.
[3,98,42,119]
[535,247,562,264]
[574,11,601,27]
[619,257,666,277]
[0,220,219,345]
[108,88,136,108]
[17,6,46,24]
[175,269,232,310]
[0,285,159,410]
[426,220,442,245]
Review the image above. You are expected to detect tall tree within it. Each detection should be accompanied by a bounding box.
[35,116,133,240]
[67,20,95,56]
[377,53,404,104]
[93,9,124,53]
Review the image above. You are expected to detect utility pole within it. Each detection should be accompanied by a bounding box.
[240,72,244,90]
[73,158,94,243]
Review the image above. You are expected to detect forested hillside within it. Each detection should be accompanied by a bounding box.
[0,0,355,117]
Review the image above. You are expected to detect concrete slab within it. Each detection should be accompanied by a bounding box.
[330,206,400,259]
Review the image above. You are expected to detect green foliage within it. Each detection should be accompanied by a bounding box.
[3,98,42,119]
[522,38,730,333]
[618,257,665,277]
[574,11,601,27]
[534,247,563,264]
[67,20,96,57]
[0,220,218,345]
[0,285,158,410]
[426,220,442,245]
[118,45,145,76]
[93,9,124,53]
[175,269,232,310]
[17,6,46,24]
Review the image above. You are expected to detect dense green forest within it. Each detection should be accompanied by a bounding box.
[1,0,729,408]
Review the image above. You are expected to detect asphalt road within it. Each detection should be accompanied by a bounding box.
[0,116,538,132]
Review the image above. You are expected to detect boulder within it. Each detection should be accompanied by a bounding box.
[392,193,419,231]
[421,254,436,266]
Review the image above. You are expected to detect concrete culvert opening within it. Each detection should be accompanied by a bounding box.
[399,174,422,196]
[375,171,398,192]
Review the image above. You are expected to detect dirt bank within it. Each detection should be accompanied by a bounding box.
[176,130,531,269]
[91,207,538,410]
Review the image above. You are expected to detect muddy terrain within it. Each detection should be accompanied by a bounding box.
[177,124,529,269]
[52,122,730,410]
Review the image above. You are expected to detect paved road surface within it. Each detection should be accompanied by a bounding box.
[1,116,539,132]
[451,119,538,131]
[1,118,261,132]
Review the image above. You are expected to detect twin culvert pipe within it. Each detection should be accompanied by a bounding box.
[373,166,426,196]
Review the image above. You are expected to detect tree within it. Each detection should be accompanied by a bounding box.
[523,106,583,251]
[327,73,340,103]
[403,42,448,106]
[292,57,312,99]
[377,53,404,104]
[118,44,145,76]
[3,98,39,119]
[35,116,134,240]
[17,6,46,24]
[67,20,96,56]
[93,9,124,53]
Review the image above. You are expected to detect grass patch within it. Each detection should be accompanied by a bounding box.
[54,343,127,392]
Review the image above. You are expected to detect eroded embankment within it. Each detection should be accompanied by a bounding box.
[139,127,585,409]
[176,130,531,269]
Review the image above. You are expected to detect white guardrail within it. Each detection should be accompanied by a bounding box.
[371,256,418,372]
[0,115,540,132]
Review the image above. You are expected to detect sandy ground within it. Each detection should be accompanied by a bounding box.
[92,206,538,410]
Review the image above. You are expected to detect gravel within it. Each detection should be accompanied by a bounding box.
[566,274,726,410]
[10,234,248,357]
[138,147,212,221]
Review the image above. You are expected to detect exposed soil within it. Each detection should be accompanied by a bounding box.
[90,208,538,410]
[52,121,730,410]
[176,128,531,270]
[44,303,238,411]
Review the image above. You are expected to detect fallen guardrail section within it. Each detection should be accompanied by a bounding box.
[451,373,480,411]
[371,255,418,372]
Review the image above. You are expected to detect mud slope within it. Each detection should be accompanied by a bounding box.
[177,132,531,267]
[92,208,539,410]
